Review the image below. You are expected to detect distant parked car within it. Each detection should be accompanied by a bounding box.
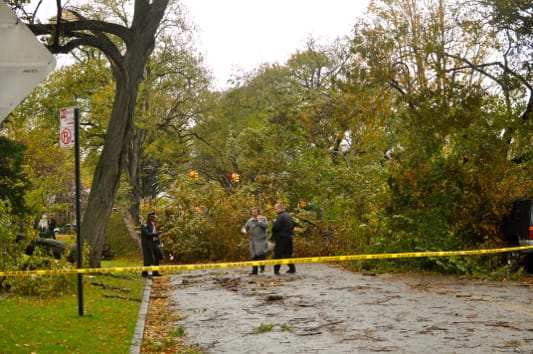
[503,199,533,248]
[503,199,533,271]
[25,237,76,262]
[60,224,78,234]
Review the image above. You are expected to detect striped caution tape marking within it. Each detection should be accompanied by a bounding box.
[1,245,532,277]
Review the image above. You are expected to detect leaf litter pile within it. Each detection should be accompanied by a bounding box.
[141,275,203,354]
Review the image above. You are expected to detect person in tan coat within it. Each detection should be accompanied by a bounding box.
[241,207,269,275]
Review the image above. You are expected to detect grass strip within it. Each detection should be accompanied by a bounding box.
[0,260,145,354]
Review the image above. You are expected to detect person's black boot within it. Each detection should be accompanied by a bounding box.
[250,266,258,275]
[274,264,281,275]
[141,271,149,277]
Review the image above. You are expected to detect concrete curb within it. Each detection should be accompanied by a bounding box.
[130,277,152,354]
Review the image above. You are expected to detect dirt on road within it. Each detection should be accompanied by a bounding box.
[167,263,533,353]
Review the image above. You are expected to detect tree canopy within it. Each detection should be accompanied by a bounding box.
[1,0,531,275]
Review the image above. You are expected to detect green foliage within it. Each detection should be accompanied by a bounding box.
[0,270,145,353]
[0,201,23,278]
[0,198,80,296]
[156,178,248,263]
[5,255,76,296]
[339,0,533,275]
[105,209,142,260]
[383,91,531,274]
[0,137,28,217]
[4,0,532,278]
[252,323,274,334]
[4,67,91,230]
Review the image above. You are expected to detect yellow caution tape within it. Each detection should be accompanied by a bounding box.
[0,245,532,277]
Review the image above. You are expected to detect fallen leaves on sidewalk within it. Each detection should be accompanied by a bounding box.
[141,276,203,354]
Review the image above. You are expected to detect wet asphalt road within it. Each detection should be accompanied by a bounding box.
[168,263,533,353]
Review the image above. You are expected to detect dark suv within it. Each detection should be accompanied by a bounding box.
[503,199,533,271]
[503,199,533,248]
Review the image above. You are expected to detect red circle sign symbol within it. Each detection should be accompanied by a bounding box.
[61,127,73,145]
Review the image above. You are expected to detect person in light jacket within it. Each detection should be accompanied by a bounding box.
[241,207,269,275]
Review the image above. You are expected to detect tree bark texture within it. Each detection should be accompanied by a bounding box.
[84,0,169,267]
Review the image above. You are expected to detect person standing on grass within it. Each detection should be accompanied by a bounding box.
[48,216,57,239]
[271,203,296,275]
[140,211,162,277]
[241,207,269,275]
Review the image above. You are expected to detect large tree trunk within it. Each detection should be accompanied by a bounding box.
[122,207,141,249]
[126,128,145,227]
[83,0,169,268]
[84,78,135,267]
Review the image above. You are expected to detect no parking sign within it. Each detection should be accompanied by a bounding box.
[58,106,84,315]
[60,106,76,148]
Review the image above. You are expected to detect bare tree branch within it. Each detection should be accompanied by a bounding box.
[444,53,532,121]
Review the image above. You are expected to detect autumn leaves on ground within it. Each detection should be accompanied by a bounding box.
[142,276,203,354]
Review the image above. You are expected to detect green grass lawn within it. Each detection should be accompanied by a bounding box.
[0,260,146,354]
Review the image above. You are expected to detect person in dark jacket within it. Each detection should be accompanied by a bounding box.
[140,211,162,277]
[271,203,296,274]
[48,216,57,239]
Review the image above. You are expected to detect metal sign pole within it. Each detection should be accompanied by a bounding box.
[74,107,84,316]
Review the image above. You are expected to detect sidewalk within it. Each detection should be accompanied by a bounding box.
[129,277,152,354]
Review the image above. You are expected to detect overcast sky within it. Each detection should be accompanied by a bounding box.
[181,0,369,89]
[32,0,369,89]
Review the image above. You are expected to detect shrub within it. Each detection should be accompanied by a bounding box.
[0,199,77,296]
